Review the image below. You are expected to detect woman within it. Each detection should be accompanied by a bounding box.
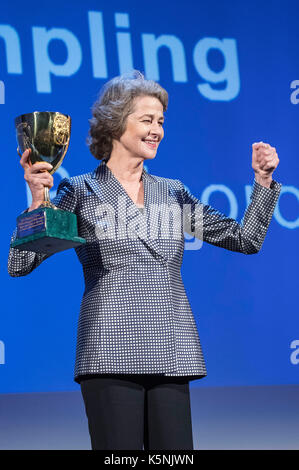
[8,71,281,450]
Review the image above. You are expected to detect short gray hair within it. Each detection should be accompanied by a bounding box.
[87,70,168,161]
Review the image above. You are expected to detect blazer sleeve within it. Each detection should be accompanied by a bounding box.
[179,178,282,254]
[7,178,77,277]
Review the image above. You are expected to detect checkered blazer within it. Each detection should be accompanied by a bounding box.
[8,160,281,383]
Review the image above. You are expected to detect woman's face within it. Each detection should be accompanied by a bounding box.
[118,95,165,160]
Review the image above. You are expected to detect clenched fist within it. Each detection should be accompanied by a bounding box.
[20,148,54,211]
[252,141,279,188]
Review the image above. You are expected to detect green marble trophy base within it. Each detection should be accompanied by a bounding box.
[10,206,86,254]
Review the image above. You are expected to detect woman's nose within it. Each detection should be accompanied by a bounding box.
[149,122,163,136]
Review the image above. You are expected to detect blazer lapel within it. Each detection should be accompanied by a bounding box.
[86,160,169,260]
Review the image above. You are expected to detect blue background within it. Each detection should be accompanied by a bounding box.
[1,0,298,394]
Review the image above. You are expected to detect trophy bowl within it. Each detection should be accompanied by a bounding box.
[15,111,71,174]
[15,111,71,207]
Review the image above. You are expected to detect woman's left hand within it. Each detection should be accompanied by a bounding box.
[252,141,279,188]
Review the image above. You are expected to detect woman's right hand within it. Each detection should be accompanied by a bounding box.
[20,149,54,211]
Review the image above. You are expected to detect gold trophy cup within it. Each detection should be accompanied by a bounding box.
[10,111,86,254]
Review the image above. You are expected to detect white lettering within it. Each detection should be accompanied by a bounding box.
[32,26,82,93]
[201,183,238,219]
[104,454,138,466]
[244,184,252,206]
[95,203,116,240]
[0,80,4,104]
[290,340,299,365]
[193,37,240,101]
[0,340,5,365]
[0,25,22,73]
[274,186,299,229]
[88,11,108,79]
[115,13,134,74]
[290,80,299,104]
[142,33,188,82]
[25,179,299,231]
[0,12,240,100]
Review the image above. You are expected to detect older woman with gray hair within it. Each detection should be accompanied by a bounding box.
[8,70,281,450]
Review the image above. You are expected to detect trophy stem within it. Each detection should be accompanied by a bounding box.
[44,186,50,204]
[39,186,57,209]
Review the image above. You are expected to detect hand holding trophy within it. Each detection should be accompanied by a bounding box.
[10,111,86,254]
[20,148,54,211]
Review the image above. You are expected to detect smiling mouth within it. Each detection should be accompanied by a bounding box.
[143,140,158,149]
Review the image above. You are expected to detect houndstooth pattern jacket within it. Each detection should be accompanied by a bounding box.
[8,160,281,383]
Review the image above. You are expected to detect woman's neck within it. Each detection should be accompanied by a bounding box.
[106,153,144,184]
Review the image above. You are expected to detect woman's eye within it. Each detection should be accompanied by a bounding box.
[142,120,163,126]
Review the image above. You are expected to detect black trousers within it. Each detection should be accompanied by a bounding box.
[80,374,194,450]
